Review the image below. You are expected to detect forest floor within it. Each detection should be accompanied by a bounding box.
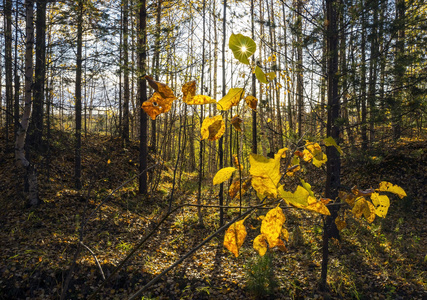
[0,128,426,300]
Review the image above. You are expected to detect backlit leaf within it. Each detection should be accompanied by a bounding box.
[364,200,376,223]
[142,91,175,120]
[213,167,237,185]
[278,185,309,207]
[229,33,256,65]
[300,179,315,197]
[255,66,269,84]
[266,72,276,81]
[370,192,390,217]
[249,148,287,199]
[245,95,258,110]
[376,181,407,199]
[145,75,176,100]
[182,81,196,104]
[279,185,330,215]
[303,141,327,167]
[323,136,343,155]
[253,234,268,256]
[200,115,225,141]
[191,95,216,105]
[352,197,367,218]
[224,219,247,257]
[217,88,245,111]
[231,115,243,132]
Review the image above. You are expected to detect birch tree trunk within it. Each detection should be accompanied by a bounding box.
[15,0,39,206]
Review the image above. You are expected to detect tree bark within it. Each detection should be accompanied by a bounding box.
[321,0,341,289]
[75,0,83,190]
[139,0,148,194]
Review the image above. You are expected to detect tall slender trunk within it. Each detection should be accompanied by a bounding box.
[219,0,226,227]
[28,0,47,153]
[123,0,130,144]
[5,0,13,144]
[360,3,368,150]
[321,0,341,289]
[196,0,206,227]
[139,0,148,194]
[392,0,405,140]
[15,0,39,206]
[251,0,257,154]
[368,3,378,145]
[296,0,304,137]
[75,0,83,190]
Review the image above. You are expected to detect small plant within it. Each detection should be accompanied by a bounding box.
[245,254,277,298]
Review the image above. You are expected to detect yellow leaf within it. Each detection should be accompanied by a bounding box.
[253,234,268,256]
[245,95,258,110]
[261,206,286,249]
[279,185,309,207]
[300,179,315,197]
[145,75,176,100]
[200,115,225,141]
[370,192,390,218]
[249,148,287,199]
[265,72,276,81]
[107,159,111,164]
[364,200,376,223]
[224,219,247,257]
[279,186,330,215]
[376,182,407,199]
[340,190,356,207]
[323,136,343,155]
[281,228,289,242]
[231,115,243,132]
[187,95,216,105]
[304,141,327,167]
[217,88,245,111]
[335,216,346,231]
[255,66,269,84]
[229,178,251,199]
[267,118,272,123]
[352,197,367,218]
[142,91,176,120]
[286,156,300,176]
[213,167,237,185]
[182,81,196,104]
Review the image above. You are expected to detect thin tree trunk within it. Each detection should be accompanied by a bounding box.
[15,0,39,206]
[321,0,341,289]
[139,0,148,194]
[219,0,226,227]
[5,0,13,144]
[75,0,83,190]
[251,0,257,154]
[28,0,47,153]
[123,0,130,144]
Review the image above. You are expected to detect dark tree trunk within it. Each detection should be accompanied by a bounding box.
[122,0,130,144]
[321,0,341,289]
[5,0,13,144]
[28,0,47,153]
[74,0,83,190]
[139,0,148,194]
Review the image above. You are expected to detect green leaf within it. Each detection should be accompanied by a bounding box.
[255,66,268,84]
[229,33,256,65]
[300,179,315,197]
